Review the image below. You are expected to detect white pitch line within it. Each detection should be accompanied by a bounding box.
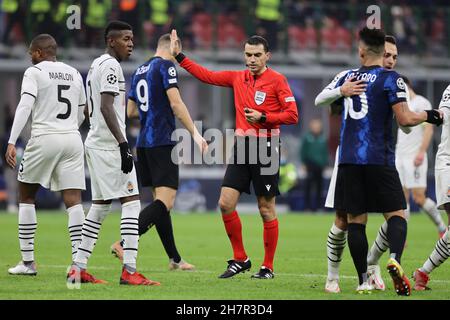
[39,265,450,284]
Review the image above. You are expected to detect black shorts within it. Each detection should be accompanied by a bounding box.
[136,145,178,189]
[334,164,406,215]
[222,136,280,197]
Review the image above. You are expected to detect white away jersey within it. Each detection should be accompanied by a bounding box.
[85,54,126,150]
[396,93,431,157]
[20,61,85,137]
[436,86,450,170]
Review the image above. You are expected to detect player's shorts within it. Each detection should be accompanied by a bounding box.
[435,166,450,210]
[325,146,339,208]
[85,146,139,201]
[334,164,406,215]
[222,136,280,197]
[18,133,85,191]
[395,155,428,189]
[136,145,178,189]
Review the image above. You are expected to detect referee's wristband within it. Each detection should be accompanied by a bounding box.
[175,52,186,63]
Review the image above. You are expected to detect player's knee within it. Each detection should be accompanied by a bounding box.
[258,203,275,221]
[218,197,235,214]
[335,211,348,230]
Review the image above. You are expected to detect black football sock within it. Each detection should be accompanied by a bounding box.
[155,209,181,263]
[387,216,407,264]
[348,223,368,285]
[138,200,166,236]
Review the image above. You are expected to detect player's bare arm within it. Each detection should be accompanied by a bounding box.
[415,123,433,166]
[393,101,443,126]
[100,92,126,144]
[127,99,139,118]
[166,87,208,154]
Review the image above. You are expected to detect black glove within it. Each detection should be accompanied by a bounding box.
[119,142,133,174]
[425,109,443,126]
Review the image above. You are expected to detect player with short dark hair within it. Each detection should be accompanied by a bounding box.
[67,21,158,286]
[110,33,207,271]
[6,34,87,276]
[170,30,298,279]
[316,27,443,295]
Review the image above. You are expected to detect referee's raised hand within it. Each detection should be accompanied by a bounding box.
[170,29,181,57]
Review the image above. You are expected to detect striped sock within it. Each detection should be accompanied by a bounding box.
[222,211,247,262]
[327,223,347,280]
[367,221,389,265]
[422,198,447,233]
[67,204,85,262]
[420,228,449,274]
[121,200,141,271]
[75,204,110,267]
[262,219,278,271]
[18,203,37,263]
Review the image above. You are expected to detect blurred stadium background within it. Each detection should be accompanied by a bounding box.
[0,0,448,214]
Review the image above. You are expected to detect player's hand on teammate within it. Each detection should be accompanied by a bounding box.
[119,142,134,174]
[5,144,17,168]
[425,109,444,126]
[170,29,182,57]
[244,108,262,124]
[340,76,367,97]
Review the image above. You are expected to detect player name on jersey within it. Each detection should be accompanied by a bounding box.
[49,72,74,81]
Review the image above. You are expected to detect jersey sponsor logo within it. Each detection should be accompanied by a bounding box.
[168,78,177,84]
[397,77,406,90]
[255,91,266,105]
[127,181,134,193]
[107,74,117,85]
[285,96,295,103]
[168,67,177,77]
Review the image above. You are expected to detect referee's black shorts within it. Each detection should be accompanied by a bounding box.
[136,145,179,189]
[222,136,281,197]
[334,164,406,215]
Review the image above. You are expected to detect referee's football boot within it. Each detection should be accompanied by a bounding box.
[251,266,274,279]
[387,258,411,296]
[218,258,251,278]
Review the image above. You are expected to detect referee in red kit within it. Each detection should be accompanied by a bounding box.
[170,30,298,279]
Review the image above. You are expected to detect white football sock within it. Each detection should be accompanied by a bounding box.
[367,221,389,265]
[422,198,447,233]
[327,223,347,280]
[67,204,85,262]
[74,204,110,268]
[121,200,141,271]
[18,203,37,263]
[420,228,449,274]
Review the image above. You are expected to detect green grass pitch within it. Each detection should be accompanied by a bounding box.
[0,211,449,300]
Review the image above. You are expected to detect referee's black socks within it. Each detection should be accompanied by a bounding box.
[386,215,407,264]
[348,223,368,285]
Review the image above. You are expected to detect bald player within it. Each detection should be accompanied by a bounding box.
[6,34,87,276]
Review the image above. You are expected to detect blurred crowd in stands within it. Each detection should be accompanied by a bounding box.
[0,0,450,58]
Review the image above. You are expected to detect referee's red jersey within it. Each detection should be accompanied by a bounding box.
[179,57,299,137]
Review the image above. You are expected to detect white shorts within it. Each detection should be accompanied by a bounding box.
[435,167,450,210]
[18,133,85,191]
[85,146,139,201]
[395,155,428,189]
[325,147,339,209]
